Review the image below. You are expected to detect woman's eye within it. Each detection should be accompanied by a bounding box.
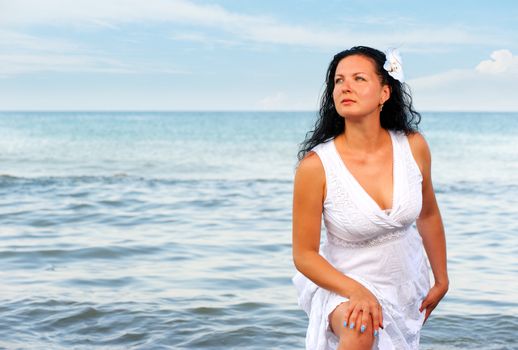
[355,76,366,81]
[334,78,343,84]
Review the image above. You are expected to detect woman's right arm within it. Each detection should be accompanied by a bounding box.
[292,152,356,294]
[292,153,383,330]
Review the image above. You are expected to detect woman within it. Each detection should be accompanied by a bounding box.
[292,46,449,350]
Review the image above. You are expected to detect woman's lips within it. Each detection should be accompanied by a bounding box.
[341,99,355,104]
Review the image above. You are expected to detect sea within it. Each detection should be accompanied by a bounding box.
[0,111,517,350]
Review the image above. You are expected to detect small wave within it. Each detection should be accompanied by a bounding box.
[0,174,291,184]
[0,244,165,265]
[436,180,518,197]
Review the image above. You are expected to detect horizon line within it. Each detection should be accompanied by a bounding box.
[1,109,518,113]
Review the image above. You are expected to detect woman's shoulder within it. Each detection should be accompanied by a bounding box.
[405,131,431,174]
[295,139,335,179]
[297,150,324,175]
[294,151,326,197]
[406,131,431,157]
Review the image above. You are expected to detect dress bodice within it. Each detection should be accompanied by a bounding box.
[311,130,423,248]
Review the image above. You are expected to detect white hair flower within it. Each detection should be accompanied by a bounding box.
[383,48,404,82]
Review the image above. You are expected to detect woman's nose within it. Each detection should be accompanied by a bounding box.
[340,78,352,92]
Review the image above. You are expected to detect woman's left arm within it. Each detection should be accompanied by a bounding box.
[409,132,449,324]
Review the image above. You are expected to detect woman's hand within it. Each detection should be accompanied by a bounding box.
[344,284,383,336]
[420,281,449,324]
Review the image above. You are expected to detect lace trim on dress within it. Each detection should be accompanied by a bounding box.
[327,228,409,249]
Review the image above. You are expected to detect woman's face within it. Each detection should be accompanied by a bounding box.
[332,54,390,119]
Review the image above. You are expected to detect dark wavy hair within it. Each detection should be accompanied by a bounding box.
[297,46,421,161]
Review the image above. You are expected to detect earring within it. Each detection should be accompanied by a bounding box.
[380,104,384,111]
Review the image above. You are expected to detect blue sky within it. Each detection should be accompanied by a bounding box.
[1,0,517,111]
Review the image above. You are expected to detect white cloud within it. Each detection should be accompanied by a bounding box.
[170,31,239,47]
[476,49,518,74]
[409,49,518,111]
[0,0,500,49]
[0,30,126,75]
[0,29,189,76]
[257,91,319,110]
[0,52,189,76]
[258,92,288,110]
[0,0,260,27]
[0,53,134,76]
[0,29,84,53]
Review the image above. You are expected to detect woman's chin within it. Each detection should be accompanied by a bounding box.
[337,108,380,121]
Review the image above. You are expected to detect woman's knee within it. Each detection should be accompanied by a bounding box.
[330,302,374,350]
[329,301,350,336]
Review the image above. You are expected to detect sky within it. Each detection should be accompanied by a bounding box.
[1,0,517,111]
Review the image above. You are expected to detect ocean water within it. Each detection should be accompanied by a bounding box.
[0,111,517,349]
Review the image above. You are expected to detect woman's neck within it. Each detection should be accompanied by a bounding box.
[341,120,388,154]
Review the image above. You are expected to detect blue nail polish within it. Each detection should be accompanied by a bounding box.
[360,325,366,333]
[343,321,347,328]
[349,322,355,329]
[374,330,379,337]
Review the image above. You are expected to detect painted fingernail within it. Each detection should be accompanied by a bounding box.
[343,321,347,328]
[349,322,355,329]
[360,325,366,333]
[374,330,379,337]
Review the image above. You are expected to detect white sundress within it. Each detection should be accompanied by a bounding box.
[293,130,431,350]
